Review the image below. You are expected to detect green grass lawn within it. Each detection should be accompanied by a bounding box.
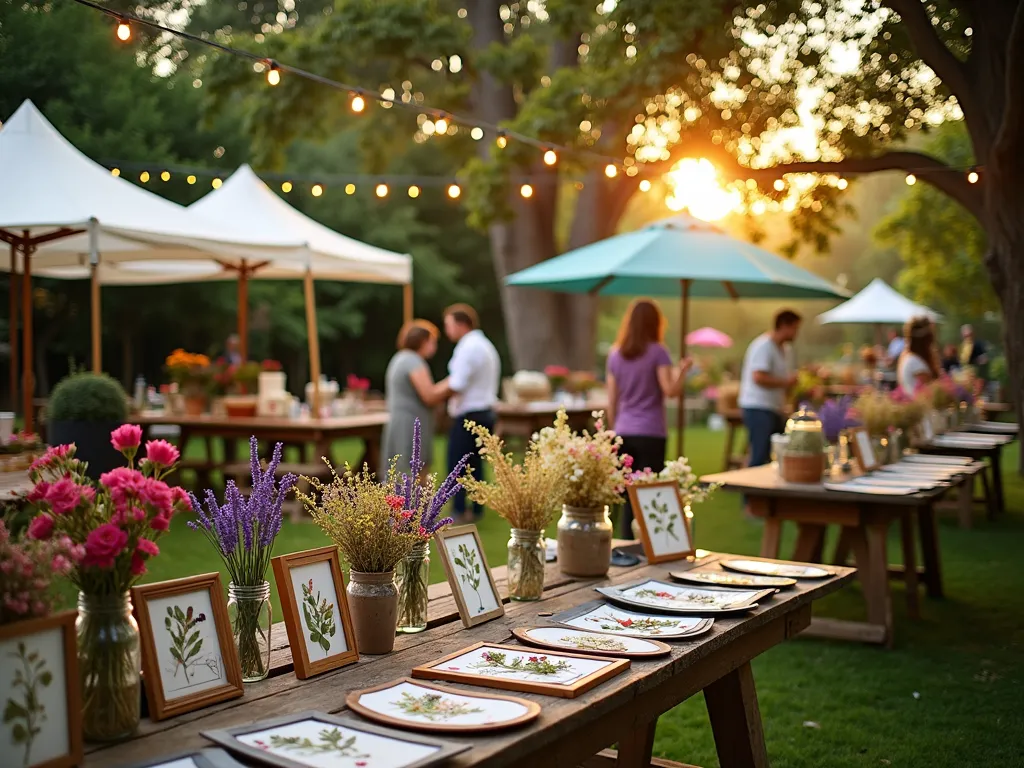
[140,428,1023,767]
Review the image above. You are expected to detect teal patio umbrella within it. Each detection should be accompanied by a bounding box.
[505,212,849,453]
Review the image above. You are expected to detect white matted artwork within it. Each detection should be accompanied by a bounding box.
[627,481,694,564]
[597,579,771,614]
[511,626,669,657]
[0,619,74,768]
[434,525,504,628]
[148,589,227,699]
[290,560,346,664]
[850,427,880,472]
[556,602,714,639]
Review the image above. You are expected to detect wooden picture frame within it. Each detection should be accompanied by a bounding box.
[849,427,880,472]
[272,545,358,679]
[120,747,245,767]
[345,677,542,733]
[433,524,504,628]
[132,573,244,721]
[627,481,695,564]
[202,709,470,768]
[411,641,629,699]
[0,611,82,768]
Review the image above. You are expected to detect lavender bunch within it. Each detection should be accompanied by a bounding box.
[819,397,858,444]
[394,418,469,536]
[189,436,298,586]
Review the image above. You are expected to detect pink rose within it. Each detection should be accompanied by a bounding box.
[83,523,129,569]
[130,552,147,576]
[143,440,179,468]
[136,538,160,558]
[149,514,170,532]
[100,467,145,512]
[51,554,71,573]
[110,424,143,454]
[44,477,89,516]
[170,486,191,511]
[27,481,50,503]
[622,454,634,469]
[27,515,54,540]
[138,478,173,516]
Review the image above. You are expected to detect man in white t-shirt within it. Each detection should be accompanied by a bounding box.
[440,304,501,521]
[739,310,801,468]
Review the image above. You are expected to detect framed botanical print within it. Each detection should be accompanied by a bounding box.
[849,427,880,472]
[202,710,470,768]
[120,747,245,767]
[132,573,244,721]
[434,525,504,628]
[0,611,82,768]
[411,641,629,699]
[627,481,695,564]
[272,546,358,679]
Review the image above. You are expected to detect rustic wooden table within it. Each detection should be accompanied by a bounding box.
[700,463,981,647]
[84,551,853,768]
[494,402,598,441]
[919,432,1015,517]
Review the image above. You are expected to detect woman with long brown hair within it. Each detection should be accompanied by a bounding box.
[606,299,692,538]
[897,316,940,393]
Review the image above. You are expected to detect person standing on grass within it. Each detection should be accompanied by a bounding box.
[606,299,692,539]
[898,316,940,394]
[739,310,801,470]
[441,304,500,522]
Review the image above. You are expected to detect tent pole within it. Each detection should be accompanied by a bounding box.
[238,260,249,362]
[21,233,34,433]
[675,279,691,457]
[303,268,322,420]
[403,282,413,325]
[90,263,101,373]
[9,243,18,413]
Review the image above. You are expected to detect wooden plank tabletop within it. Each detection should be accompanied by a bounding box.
[134,411,388,431]
[86,552,854,767]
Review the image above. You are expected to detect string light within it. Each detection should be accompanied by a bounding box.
[407,185,420,198]
[345,183,356,195]
[837,177,849,190]
[187,175,197,185]
[351,93,366,113]
[160,171,170,182]
[435,117,448,134]
[520,184,533,198]
[639,179,651,192]
[604,164,618,178]
[447,184,461,199]
[212,178,222,188]
[110,168,120,177]
[115,19,131,41]
[967,170,979,184]
[773,179,785,191]
[375,183,389,198]
[496,134,508,149]
[139,171,150,182]
[266,61,281,86]
[311,183,324,197]
[470,127,484,140]
[281,181,293,193]
[906,174,917,185]
[543,149,558,166]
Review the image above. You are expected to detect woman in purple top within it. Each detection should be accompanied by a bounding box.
[606,299,692,538]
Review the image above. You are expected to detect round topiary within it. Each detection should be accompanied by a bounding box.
[47,373,129,423]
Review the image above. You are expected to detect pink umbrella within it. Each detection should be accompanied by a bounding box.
[685,326,733,348]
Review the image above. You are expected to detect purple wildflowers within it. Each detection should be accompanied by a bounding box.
[819,396,860,443]
[189,436,298,585]
[393,418,468,535]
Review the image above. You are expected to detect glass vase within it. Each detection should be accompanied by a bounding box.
[507,528,545,601]
[557,505,613,577]
[76,592,141,742]
[396,541,430,634]
[227,581,272,683]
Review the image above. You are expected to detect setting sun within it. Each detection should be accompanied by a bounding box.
[663,158,742,221]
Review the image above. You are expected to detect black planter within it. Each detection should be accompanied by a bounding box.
[48,421,125,480]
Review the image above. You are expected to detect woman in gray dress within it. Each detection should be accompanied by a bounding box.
[381,320,448,476]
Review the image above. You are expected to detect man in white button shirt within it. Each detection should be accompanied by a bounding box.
[441,304,501,521]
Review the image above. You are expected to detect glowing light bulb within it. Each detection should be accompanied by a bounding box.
[604,164,618,178]
[139,171,150,183]
[407,185,420,198]
[116,20,131,42]
[773,179,785,191]
[543,149,557,166]
[110,168,120,177]
[311,184,324,197]
[212,178,222,189]
[967,170,979,184]
[435,118,448,134]
[351,94,366,113]
[520,184,533,198]
[447,184,461,199]
[160,171,170,182]
[470,127,484,141]
[375,184,389,198]
[345,183,356,195]
[496,135,507,149]
[281,181,293,193]
[266,63,281,86]
[906,174,916,185]
[187,175,197,185]
[837,178,849,190]
[639,179,652,192]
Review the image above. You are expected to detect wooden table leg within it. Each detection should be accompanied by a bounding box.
[917,504,944,599]
[899,513,920,620]
[760,518,782,559]
[957,475,974,529]
[723,422,736,471]
[615,718,657,767]
[792,523,826,563]
[979,467,995,517]
[990,447,1005,517]
[850,523,893,648]
[703,661,769,768]
[832,527,852,566]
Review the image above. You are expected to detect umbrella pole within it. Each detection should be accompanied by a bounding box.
[21,233,34,433]
[303,268,322,420]
[403,282,413,325]
[9,243,18,412]
[238,260,249,362]
[675,279,691,457]
[90,263,101,373]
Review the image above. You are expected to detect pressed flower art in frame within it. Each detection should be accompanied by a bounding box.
[434,525,503,629]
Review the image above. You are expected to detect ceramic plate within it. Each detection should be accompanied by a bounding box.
[720,559,831,579]
[900,455,973,466]
[824,482,921,495]
[511,627,670,658]
[596,579,770,614]
[346,678,540,733]
[670,569,796,589]
[554,602,714,639]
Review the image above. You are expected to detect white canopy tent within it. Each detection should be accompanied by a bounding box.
[817,278,942,325]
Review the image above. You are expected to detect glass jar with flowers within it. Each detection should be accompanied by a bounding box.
[25,427,189,741]
[534,410,629,578]
[190,437,296,682]
[460,419,566,600]
[388,419,466,633]
[164,349,212,415]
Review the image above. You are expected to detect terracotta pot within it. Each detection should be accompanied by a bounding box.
[556,505,612,577]
[183,395,207,416]
[346,570,399,654]
[223,395,259,418]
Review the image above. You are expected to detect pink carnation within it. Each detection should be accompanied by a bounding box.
[45,477,90,516]
[170,486,191,511]
[110,424,143,453]
[51,554,71,574]
[27,515,54,540]
[27,481,50,503]
[143,439,179,467]
[136,538,160,558]
[130,552,147,576]
[30,444,74,473]
[138,478,173,517]
[149,514,171,532]
[83,523,129,569]
[622,454,634,469]
[385,494,405,511]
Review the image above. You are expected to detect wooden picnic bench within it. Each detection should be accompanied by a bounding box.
[84,550,853,768]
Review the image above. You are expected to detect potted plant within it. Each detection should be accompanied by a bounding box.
[461,418,566,600]
[220,361,264,418]
[164,349,212,416]
[25,427,190,741]
[46,373,129,480]
[544,365,570,395]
